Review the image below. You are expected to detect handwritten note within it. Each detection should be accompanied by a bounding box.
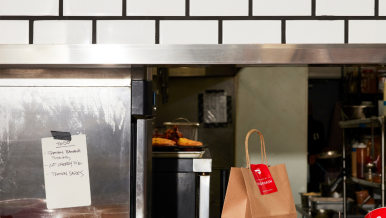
[42,134,91,209]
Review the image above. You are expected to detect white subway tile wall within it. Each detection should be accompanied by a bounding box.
[97,20,155,44]
[286,20,344,44]
[127,0,185,16]
[222,21,281,44]
[34,21,92,44]
[0,0,383,44]
[160,21,218,44]
[253,0,311,16]
[0,0,58,16]
[63,0,122,16]
[0,21,29,44]
[379,0,386,15]
[190,0,248,16]
[316,0,374,16]
[349,20,386,43]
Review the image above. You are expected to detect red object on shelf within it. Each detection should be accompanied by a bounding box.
[365,207,386,218]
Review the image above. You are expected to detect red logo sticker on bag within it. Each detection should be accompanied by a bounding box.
[365,207,386,218]
[251,164,278,195]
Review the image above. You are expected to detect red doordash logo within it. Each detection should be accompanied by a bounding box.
[250,164,278,195]
[365,207,386,218]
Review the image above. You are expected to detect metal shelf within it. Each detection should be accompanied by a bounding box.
[339,117,382,129]
[342,116,385,218]
[350,177,381,189]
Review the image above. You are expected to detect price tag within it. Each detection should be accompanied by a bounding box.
[42,134,91,209]
[250,164,278,195]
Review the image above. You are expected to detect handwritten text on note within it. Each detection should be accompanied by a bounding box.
[42,134,91,209]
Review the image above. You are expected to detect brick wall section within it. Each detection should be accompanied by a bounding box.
[0,0,384,44]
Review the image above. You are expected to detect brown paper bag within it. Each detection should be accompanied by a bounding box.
[221,129,297,218]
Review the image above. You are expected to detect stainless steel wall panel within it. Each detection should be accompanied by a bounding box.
[0,86,132,216]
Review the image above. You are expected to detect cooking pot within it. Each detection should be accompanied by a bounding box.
[311,209,335,218]
[317,151,342,168]
[341,106,376,120]
[300,192,321,207]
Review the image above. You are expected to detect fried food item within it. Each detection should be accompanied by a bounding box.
[164,125,183,142]
[152,138,176,146]
[153,129,163,138]
[177,138,203,146]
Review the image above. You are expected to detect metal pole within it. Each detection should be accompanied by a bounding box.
[382,116,385,207]
[343,129,346,218]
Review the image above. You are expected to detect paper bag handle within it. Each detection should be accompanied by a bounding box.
[245,129,268,169]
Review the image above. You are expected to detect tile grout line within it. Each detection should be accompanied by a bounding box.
[249,0,253,16]
[92,20,96,44]
[186,0,190,16]
[312,0,316,16]
[122,0,127,16]
[155,20,160,44]
[281,20,286,44]
[218,20,223,44]
[59,0,63,17]
[344,19,348,44]
[29,20,34,44]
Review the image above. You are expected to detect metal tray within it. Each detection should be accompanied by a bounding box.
[152,151,204,158]
[311,197,354,212]
[152,145,205,148]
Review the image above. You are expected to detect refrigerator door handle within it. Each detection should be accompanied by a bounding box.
[136,119,153,218]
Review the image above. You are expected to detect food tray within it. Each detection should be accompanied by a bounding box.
[152,145,205,148]
[152,146,205,152]
[152,151,204,158]
[311,197,354,212]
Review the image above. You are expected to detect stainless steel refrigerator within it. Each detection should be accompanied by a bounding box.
[0,66,153,218]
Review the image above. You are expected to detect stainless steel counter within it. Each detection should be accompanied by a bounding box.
[296,205,365,218]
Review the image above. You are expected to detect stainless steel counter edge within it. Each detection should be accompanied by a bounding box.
[193,149,212,173]
[2,44,386,65]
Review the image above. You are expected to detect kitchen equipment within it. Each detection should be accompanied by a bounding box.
[300,193,321,208]
[373,173,382,183]
[351,141,358,177]
[355,190,375,205]
[320,183,343,198]
[365,163,375,181]
[341,106,376,120]
[0,67,154,218]
[310,197,354,212]
[317,151,343,168]
[152,151,204,158]
[357,143,367,179]
[361,69,377,94]
[152,148,211,218]
[359,204,375,212]
[310,209,335,218]
[164,118,199,141]
[377,70,386,93]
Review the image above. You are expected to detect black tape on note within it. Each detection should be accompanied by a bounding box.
[51,131,72,141]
